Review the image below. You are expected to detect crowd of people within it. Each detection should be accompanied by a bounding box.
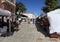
[0,17,20,37]
[36,14,50,34]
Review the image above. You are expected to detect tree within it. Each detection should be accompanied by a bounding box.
[16,2,26,14]
[42,0,60,13]
[16,2,26,19]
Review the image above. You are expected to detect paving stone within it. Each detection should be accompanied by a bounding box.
[0,22,60,42]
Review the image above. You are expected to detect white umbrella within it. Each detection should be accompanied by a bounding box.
[0,8,11,16]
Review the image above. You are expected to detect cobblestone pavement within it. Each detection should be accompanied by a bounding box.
[0,22,60,42]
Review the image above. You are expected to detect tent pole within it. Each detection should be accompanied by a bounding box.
[2,16,4,22]
[9,17,11,34]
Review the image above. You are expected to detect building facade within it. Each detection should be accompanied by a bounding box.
[22,12,37,19]
[0,0,16,22]
[21,12,37,23]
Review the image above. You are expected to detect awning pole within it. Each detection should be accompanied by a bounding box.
[9,17,11,34]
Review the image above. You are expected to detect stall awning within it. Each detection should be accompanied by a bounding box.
[20,14,28,17]
[0,8,11,16]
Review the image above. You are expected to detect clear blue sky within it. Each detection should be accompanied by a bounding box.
[16,0,60,16]
[16,0,44,16]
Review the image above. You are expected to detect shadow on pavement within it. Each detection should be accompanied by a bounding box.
[35,22,50,37]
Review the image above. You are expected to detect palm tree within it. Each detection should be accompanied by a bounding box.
[16,2,26,18]
[16,2,26,14]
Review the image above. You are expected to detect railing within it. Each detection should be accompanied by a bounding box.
[2,0,16,6]
[2,0,15,3]
[8,0,16,4]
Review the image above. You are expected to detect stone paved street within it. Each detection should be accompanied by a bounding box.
[0,22,60,42]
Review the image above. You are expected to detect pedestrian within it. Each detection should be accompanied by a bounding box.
[32,18,35,24]
[28,18,30,24]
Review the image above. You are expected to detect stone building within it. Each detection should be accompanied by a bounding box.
[22,12,37,19]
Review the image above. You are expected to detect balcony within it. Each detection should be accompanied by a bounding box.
[8,0,16,4]
[1,0,16,6]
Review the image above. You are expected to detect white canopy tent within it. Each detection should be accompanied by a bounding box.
[47,9,60,34]
[0,8,11,16]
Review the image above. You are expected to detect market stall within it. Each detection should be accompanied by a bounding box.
[0,8,11,36]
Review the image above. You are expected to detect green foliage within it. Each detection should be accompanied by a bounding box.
[17,14,21,18]
[42,0,60,13]
[16,2,26,19]
[16,2,26,13]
